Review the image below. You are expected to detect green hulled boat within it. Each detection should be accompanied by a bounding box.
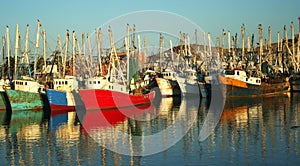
[9,109,43,133]
[6,79,46,111]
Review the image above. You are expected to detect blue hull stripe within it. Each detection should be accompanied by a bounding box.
[46,89,67,106]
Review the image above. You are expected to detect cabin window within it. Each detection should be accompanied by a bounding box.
[89,81,92,84]
[93,81,96,84]
[112,86,113,89]
[256,80,259,83]
[109,85,111,89]
[237,71,239,75]
[25,82,27,86]
[98,81,100,84]
[62,81,64,85]
[59,81,61,85]
[225,70,234,75]
[65,81,68,85]
[246,78,248,81]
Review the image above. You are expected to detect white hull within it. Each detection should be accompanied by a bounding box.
[155,77,173,97]
[177,76,199,96]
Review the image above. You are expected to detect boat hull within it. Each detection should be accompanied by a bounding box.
[6,90,44,110]
[176,76,200,96]
[79,89,155,110]
[45,89,75,112]
[155,77,180,97]
[217,74,290,98]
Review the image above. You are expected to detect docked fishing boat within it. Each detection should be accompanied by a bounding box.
[217,69,290,98]
[176,68,200,96]
[6,77,46,110]
[79,88,155,110]
[45,75,78,112]
[155,68,181,97]
[79,75,154,110]
[77,27,155,111]
[79,74,155,110]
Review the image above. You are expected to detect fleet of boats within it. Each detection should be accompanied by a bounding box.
[0,18,299,113]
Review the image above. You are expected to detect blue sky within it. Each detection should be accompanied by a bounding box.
[0,0,299,48]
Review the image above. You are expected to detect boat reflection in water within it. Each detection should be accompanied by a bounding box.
[80,95,199,156]
[201,93,299,165]
[0,93,300,165]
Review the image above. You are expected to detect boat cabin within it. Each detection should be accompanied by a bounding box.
[160,69,177,81]
[224,69,261,85]
[14,79,45,93]
[53,76,78,92]
[85,77,110,90]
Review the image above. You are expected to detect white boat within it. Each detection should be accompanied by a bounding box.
[156,68,180,97]
[46,75,78,112]
[6,76,46,110]
[176,68,200,96]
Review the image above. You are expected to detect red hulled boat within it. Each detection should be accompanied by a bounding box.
[79,89,155,110]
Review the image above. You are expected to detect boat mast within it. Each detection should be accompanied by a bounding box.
[227,31,231,55]
[76,32,81,66]
[258,24,263,76]
[203,32,207,56]
[137,35,141,70]
[24,24,29,65]
[82,32,85,59]
[57,34,62,78]
[247,36,251,53]
[14,24,20,80]
[42,30,47,74]
[170,40,174,68]
[268,26,272,64]
[184,33,187,56]
[34,20,42,79]
[6,26,11,80]
[207,33,212,57]
[96,28,103,75]
[179,31,183,58]
[216,37,220,58]
[231,35,235,58]
[72,31,77,76]
[63,30,69,77]
[241,24,245,60]
[125,37,130,87]
[1,36,5,80]
[87,33,92,77]
[284,25,288,74]
[277,31,282,67]
[159,33,164,71]
[291,22,295,71]
[221,29,226,58]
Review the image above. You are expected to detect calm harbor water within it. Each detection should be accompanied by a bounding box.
[0,93,300,165]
